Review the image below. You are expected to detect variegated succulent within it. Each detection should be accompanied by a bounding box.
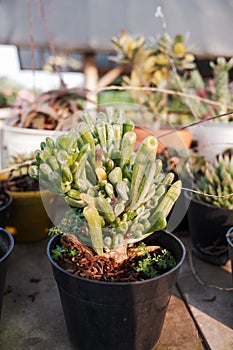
[29,107,181,261]
[194,154,233,209]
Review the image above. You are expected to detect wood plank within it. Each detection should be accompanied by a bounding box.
[175,235,233,350]
[156,294,203,350]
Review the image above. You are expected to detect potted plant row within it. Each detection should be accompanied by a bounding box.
[29,106,186,350]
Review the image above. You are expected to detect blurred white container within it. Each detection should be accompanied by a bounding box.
[1,119,63,168]
[0,108,14,169]
[196,122,233,162]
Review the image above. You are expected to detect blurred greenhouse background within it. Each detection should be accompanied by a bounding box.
[0,0,233,93]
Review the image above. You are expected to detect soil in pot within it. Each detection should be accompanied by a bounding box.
[0,228,14,318]
[185,192,232,266]
[47,230,185,350]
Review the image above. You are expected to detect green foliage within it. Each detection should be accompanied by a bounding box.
[194,154,233,209]
[136,245,176,278]
[51,245,67,260]
[51,244,78,261]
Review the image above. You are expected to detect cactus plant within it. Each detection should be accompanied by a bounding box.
[29,106,181,265]
[193,154,233,209]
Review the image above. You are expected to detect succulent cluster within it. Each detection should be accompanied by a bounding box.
[0,153,38,192]
[111,31,195,86]
[29,107,181,260]
[110,30,195,117]
[111,29,233,124]
[194,154,233,209]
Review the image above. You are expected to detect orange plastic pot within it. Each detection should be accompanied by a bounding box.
[134,126,192,153]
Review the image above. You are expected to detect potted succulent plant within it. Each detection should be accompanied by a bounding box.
[185,153,233,266]
[1,87,90,168]
[29,106,185,350]
[0,153,55,243]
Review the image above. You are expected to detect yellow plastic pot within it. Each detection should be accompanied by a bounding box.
[5,190,55,243]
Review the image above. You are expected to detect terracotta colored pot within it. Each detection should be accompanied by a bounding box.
[155,127,192,154]
[134,126,154,150]
[134,126,192,154]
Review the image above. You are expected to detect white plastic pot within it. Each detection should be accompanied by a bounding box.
[1,120,63,168]
[0,108,14,169]
[196,122,233,162]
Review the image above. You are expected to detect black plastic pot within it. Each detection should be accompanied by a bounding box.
[0,228,14,318]
[0,191,12,228]
[226,227,233,282]
[185,192,233,266]
[47,230,185,350]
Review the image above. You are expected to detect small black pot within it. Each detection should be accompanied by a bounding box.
[226,227,233,282]
[185,192,233,266]
[0,191,12,228]
[0,228,14,318]
[47,231,185,350]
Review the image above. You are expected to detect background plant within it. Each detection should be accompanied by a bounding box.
[110,30,195,121]
[193,154,233,209]
[110,10,233,125]
[9,87,90,130]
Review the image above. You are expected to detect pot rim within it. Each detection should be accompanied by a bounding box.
[226,227,233,246]
[2,119,64,136]
[0,228,14,263]
[0,191,13,211]
[197,121,233,128]
[184,189,233,212]
[47,230,186,286]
